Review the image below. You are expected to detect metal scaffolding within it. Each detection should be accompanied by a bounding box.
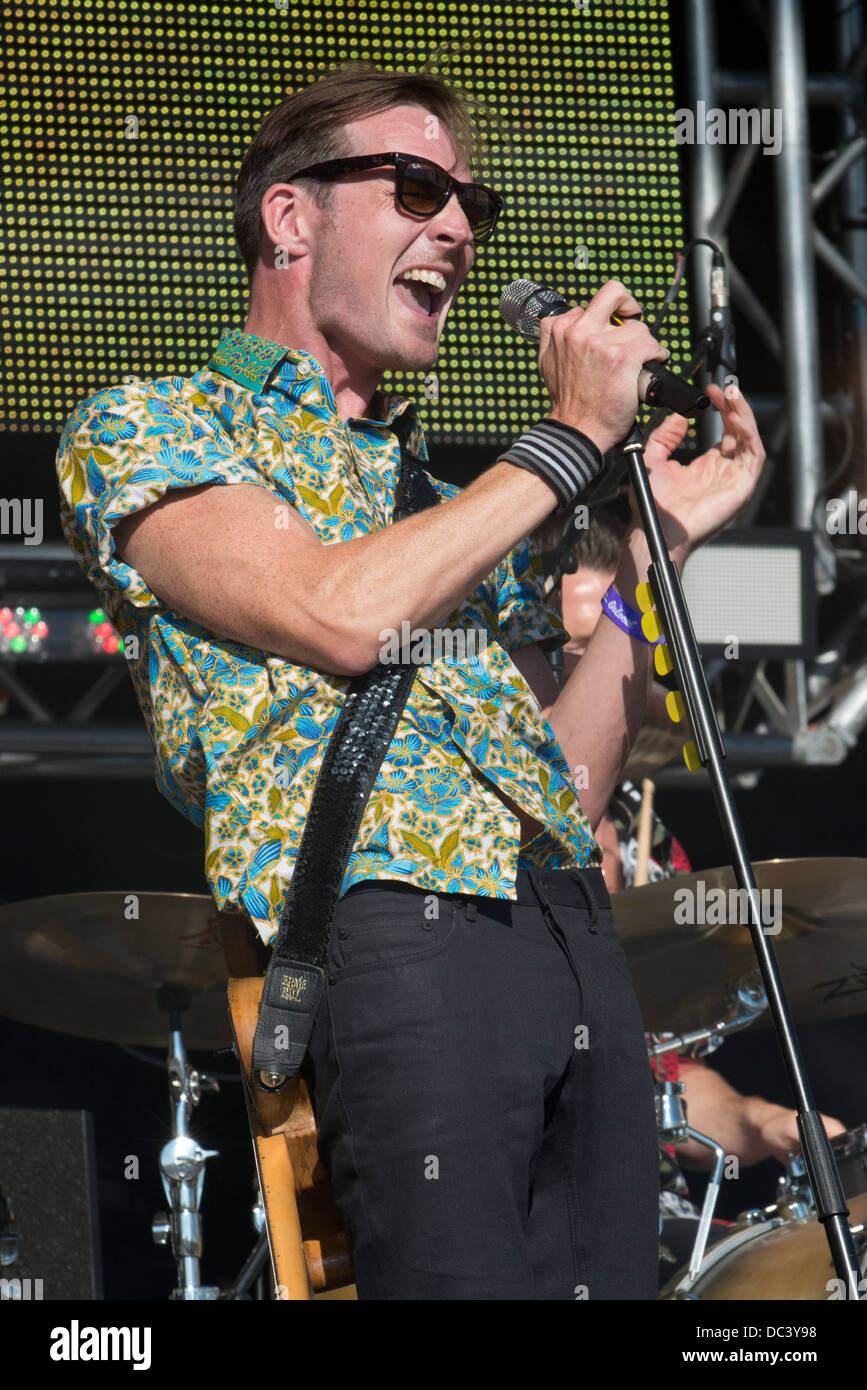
[1,0,866,781]
[659,0,867,786]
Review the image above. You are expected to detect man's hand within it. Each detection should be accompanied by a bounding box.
[630,381,765,564]
[676,1064,847,1170]
[746,1098,847,1166]
[540,280,670,454]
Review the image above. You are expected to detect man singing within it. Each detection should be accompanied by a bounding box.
[56,60,765,1299]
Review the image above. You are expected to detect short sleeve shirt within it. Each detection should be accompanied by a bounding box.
[56,328,601,944]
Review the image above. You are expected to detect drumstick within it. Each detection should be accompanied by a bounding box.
[634,778,655,887]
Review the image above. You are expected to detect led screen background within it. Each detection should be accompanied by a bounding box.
[1,0,689,446]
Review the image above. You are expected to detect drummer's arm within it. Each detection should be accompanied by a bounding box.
[676,1063,846,1169]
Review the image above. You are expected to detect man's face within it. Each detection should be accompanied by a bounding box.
[559,565,614,673]
[302,104,477,378]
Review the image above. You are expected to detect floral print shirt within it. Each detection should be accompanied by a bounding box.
[56,328,601,944]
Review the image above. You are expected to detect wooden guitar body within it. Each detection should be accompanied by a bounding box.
[222,921,357,1300]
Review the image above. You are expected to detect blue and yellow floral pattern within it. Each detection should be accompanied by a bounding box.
[56,328,600,944]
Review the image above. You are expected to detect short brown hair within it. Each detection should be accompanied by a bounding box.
[233,54,496,283]
[532,507,627,577]
[571,509,627,573]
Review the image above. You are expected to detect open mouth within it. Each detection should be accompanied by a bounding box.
[393,277,444,321]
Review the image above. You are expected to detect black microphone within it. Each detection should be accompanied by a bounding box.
[499,278,710,418]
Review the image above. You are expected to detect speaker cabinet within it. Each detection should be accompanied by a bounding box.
[0,1108,102,1299]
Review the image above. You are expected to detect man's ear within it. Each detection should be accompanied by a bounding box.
[258,183,316,266]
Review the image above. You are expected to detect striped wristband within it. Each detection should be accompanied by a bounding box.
[497,417,605,509]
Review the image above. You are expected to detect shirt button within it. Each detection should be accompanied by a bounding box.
[337,927,348,939]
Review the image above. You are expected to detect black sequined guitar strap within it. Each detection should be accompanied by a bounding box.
[251,414,441,1091]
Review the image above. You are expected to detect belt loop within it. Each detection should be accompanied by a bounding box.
[571,869,599,932]
[526,865,547,915]
[463,897,478,922]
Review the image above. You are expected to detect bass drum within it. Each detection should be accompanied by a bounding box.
[660,1192,867,1300]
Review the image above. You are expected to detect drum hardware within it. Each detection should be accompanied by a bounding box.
[738,1198,813,1225]
[222,1228,270,1302]
[150,986,221,1301]
[2,881,864,1297]
[660,1193,867,1301]
[662,1211,789,1300]
[775,1122,867,1214]
[647,973,769,1066]
[613,858,867,1035]
[654,1075,725,1284]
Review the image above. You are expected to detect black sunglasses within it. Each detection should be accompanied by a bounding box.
[286,151,503,244]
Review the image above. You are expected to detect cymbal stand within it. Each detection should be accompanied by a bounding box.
[151,986,220,1300]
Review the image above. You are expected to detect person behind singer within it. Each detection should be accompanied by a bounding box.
[56,58,765,1300]
[537,506,846,1278]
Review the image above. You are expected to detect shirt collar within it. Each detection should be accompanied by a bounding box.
[207,327,417,431]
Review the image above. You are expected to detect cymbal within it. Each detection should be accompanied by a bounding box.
[622,723,685,781]
[0,892,247,1048]
[611,858,867,1035]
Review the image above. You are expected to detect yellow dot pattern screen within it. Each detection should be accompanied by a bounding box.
[1,0,688,446]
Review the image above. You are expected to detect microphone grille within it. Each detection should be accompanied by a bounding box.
[498,278,564,341]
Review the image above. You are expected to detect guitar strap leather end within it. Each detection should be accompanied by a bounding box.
[251,956,325,1091]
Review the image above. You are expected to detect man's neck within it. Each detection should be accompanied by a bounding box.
[242,304,383,424]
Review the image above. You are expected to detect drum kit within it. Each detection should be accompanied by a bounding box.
[615,858,867,1300]
[0,860,865,1300]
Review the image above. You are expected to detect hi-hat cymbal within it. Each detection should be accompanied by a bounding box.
[611,858,867,1035]
[0,892,249,1047]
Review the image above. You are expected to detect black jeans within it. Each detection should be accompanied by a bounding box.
[300,865,659,1300]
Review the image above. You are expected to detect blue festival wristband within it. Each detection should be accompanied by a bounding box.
[601,584,665,645]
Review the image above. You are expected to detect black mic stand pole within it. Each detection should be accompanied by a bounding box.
[620,417,864,1298]
[542,519,579,691]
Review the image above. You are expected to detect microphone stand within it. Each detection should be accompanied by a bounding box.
[620,417,864,1298]
[541,520,578,691]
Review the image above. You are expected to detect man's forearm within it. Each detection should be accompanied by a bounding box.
[321,459,560,671]
[676,1066,792,1169]
[545,526,686,829]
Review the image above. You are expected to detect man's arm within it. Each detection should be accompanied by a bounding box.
[510,641,560,714]
[675,1065,846,1169]
[509,529,662,829]
[511,384,764,828]
[115,279,661,680]
[114,460,561,678]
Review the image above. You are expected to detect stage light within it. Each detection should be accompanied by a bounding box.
[681,529,817,661]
